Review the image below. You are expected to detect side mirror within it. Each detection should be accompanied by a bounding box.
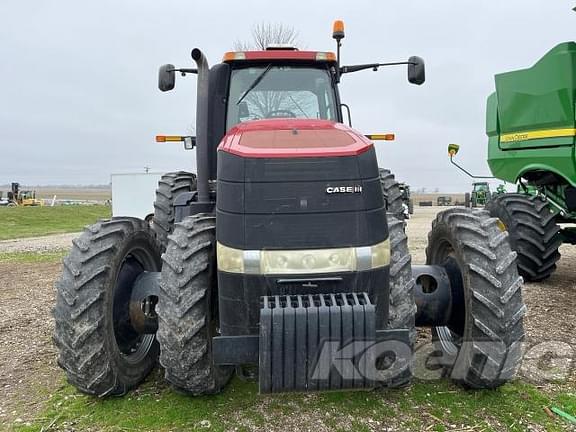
[158,64,176,92]
[408,56,425,85]
[448,143,460,157]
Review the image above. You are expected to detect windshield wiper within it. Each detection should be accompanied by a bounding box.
[236,64,272,105]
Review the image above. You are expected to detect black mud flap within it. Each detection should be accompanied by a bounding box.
[259,292,377,394]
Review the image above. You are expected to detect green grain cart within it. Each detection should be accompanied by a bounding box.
[484,42,576,281]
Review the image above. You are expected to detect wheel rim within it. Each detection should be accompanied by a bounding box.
[430,239,466,356]
[113,245,158,364]
[436,326,459,356]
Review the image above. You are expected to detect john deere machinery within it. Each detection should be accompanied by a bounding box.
[470,182,491,207]
[53,21,524,397]
[449,42,576,282]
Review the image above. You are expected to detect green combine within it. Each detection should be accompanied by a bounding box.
[451,42,576,281]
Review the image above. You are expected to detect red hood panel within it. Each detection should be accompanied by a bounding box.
[218,119,373,158]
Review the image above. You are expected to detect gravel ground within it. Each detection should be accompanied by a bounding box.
[0,233,79,254]
[0,261,62,428]
[1,208,575,428]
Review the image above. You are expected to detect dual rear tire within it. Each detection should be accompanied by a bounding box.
[379,168,406,220]
[152,171,197,250]
[426,208,525,388]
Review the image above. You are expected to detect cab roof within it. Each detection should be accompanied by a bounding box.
[222,50,337,63]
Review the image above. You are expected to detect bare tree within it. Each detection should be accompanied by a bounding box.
[234,22,299,51]
[232,23,313,121]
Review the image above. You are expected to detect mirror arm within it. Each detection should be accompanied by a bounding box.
[341,103,352,126]
[340,61,414,74]
[170,67,198,76]
[450,156,495,179]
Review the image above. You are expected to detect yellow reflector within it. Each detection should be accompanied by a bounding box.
[156,135,184,143]
[366,134,395,141]
[496,219,507,232]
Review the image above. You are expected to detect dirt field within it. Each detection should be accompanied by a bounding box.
[1,207,575,429]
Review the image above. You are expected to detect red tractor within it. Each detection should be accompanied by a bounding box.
[53,21,524,396]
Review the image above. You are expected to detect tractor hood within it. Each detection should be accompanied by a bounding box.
[218,119,373,158]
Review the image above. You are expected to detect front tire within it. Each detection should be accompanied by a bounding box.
[486,193,561,282]
[156,215,233,395]
[426,208,525,389]
[53,218,162,396]
[379,215,416,387]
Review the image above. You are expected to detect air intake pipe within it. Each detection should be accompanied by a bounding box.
[191,48,211,204]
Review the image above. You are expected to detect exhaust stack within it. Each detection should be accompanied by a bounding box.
[191,48,211,204]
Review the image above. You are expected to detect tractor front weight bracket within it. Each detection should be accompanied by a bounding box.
[130,264,456,389]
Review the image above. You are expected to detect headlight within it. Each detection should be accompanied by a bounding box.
[217,242,244,273]
[371,240,391,269]
[216,239,390,275]
[261,247,356,275]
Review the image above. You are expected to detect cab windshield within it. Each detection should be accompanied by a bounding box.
[226,65,338,130]
[474,184,489,192]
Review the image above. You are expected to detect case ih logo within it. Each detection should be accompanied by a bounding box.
[326,185,363,194]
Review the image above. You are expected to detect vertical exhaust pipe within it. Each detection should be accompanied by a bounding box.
[191,48,210,204]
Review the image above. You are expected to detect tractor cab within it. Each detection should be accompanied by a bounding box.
[471,181,491,207]
[472,182,490,193]
[223,49,341,129]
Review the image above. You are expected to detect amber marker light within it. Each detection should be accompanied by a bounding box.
[332,20,345,40]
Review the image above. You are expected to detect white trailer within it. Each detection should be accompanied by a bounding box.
[111,173,162,221]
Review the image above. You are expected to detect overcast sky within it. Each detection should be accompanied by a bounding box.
[0,1,574,191]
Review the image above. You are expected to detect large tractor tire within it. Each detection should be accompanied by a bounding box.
[157,214,233,395]
[379,168,405,220]
[486,194,561,282]
[53,218,162,396]
[378,215,416,387]
[152,171,197,250]
[426,208,525,389]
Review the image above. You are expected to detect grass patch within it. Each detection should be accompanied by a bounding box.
[0,205,111,240]
[0,250,68,263]
[14,374,576,431]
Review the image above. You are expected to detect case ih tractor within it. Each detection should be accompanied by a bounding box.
[53,22,525,397]
[450,42,575,282]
